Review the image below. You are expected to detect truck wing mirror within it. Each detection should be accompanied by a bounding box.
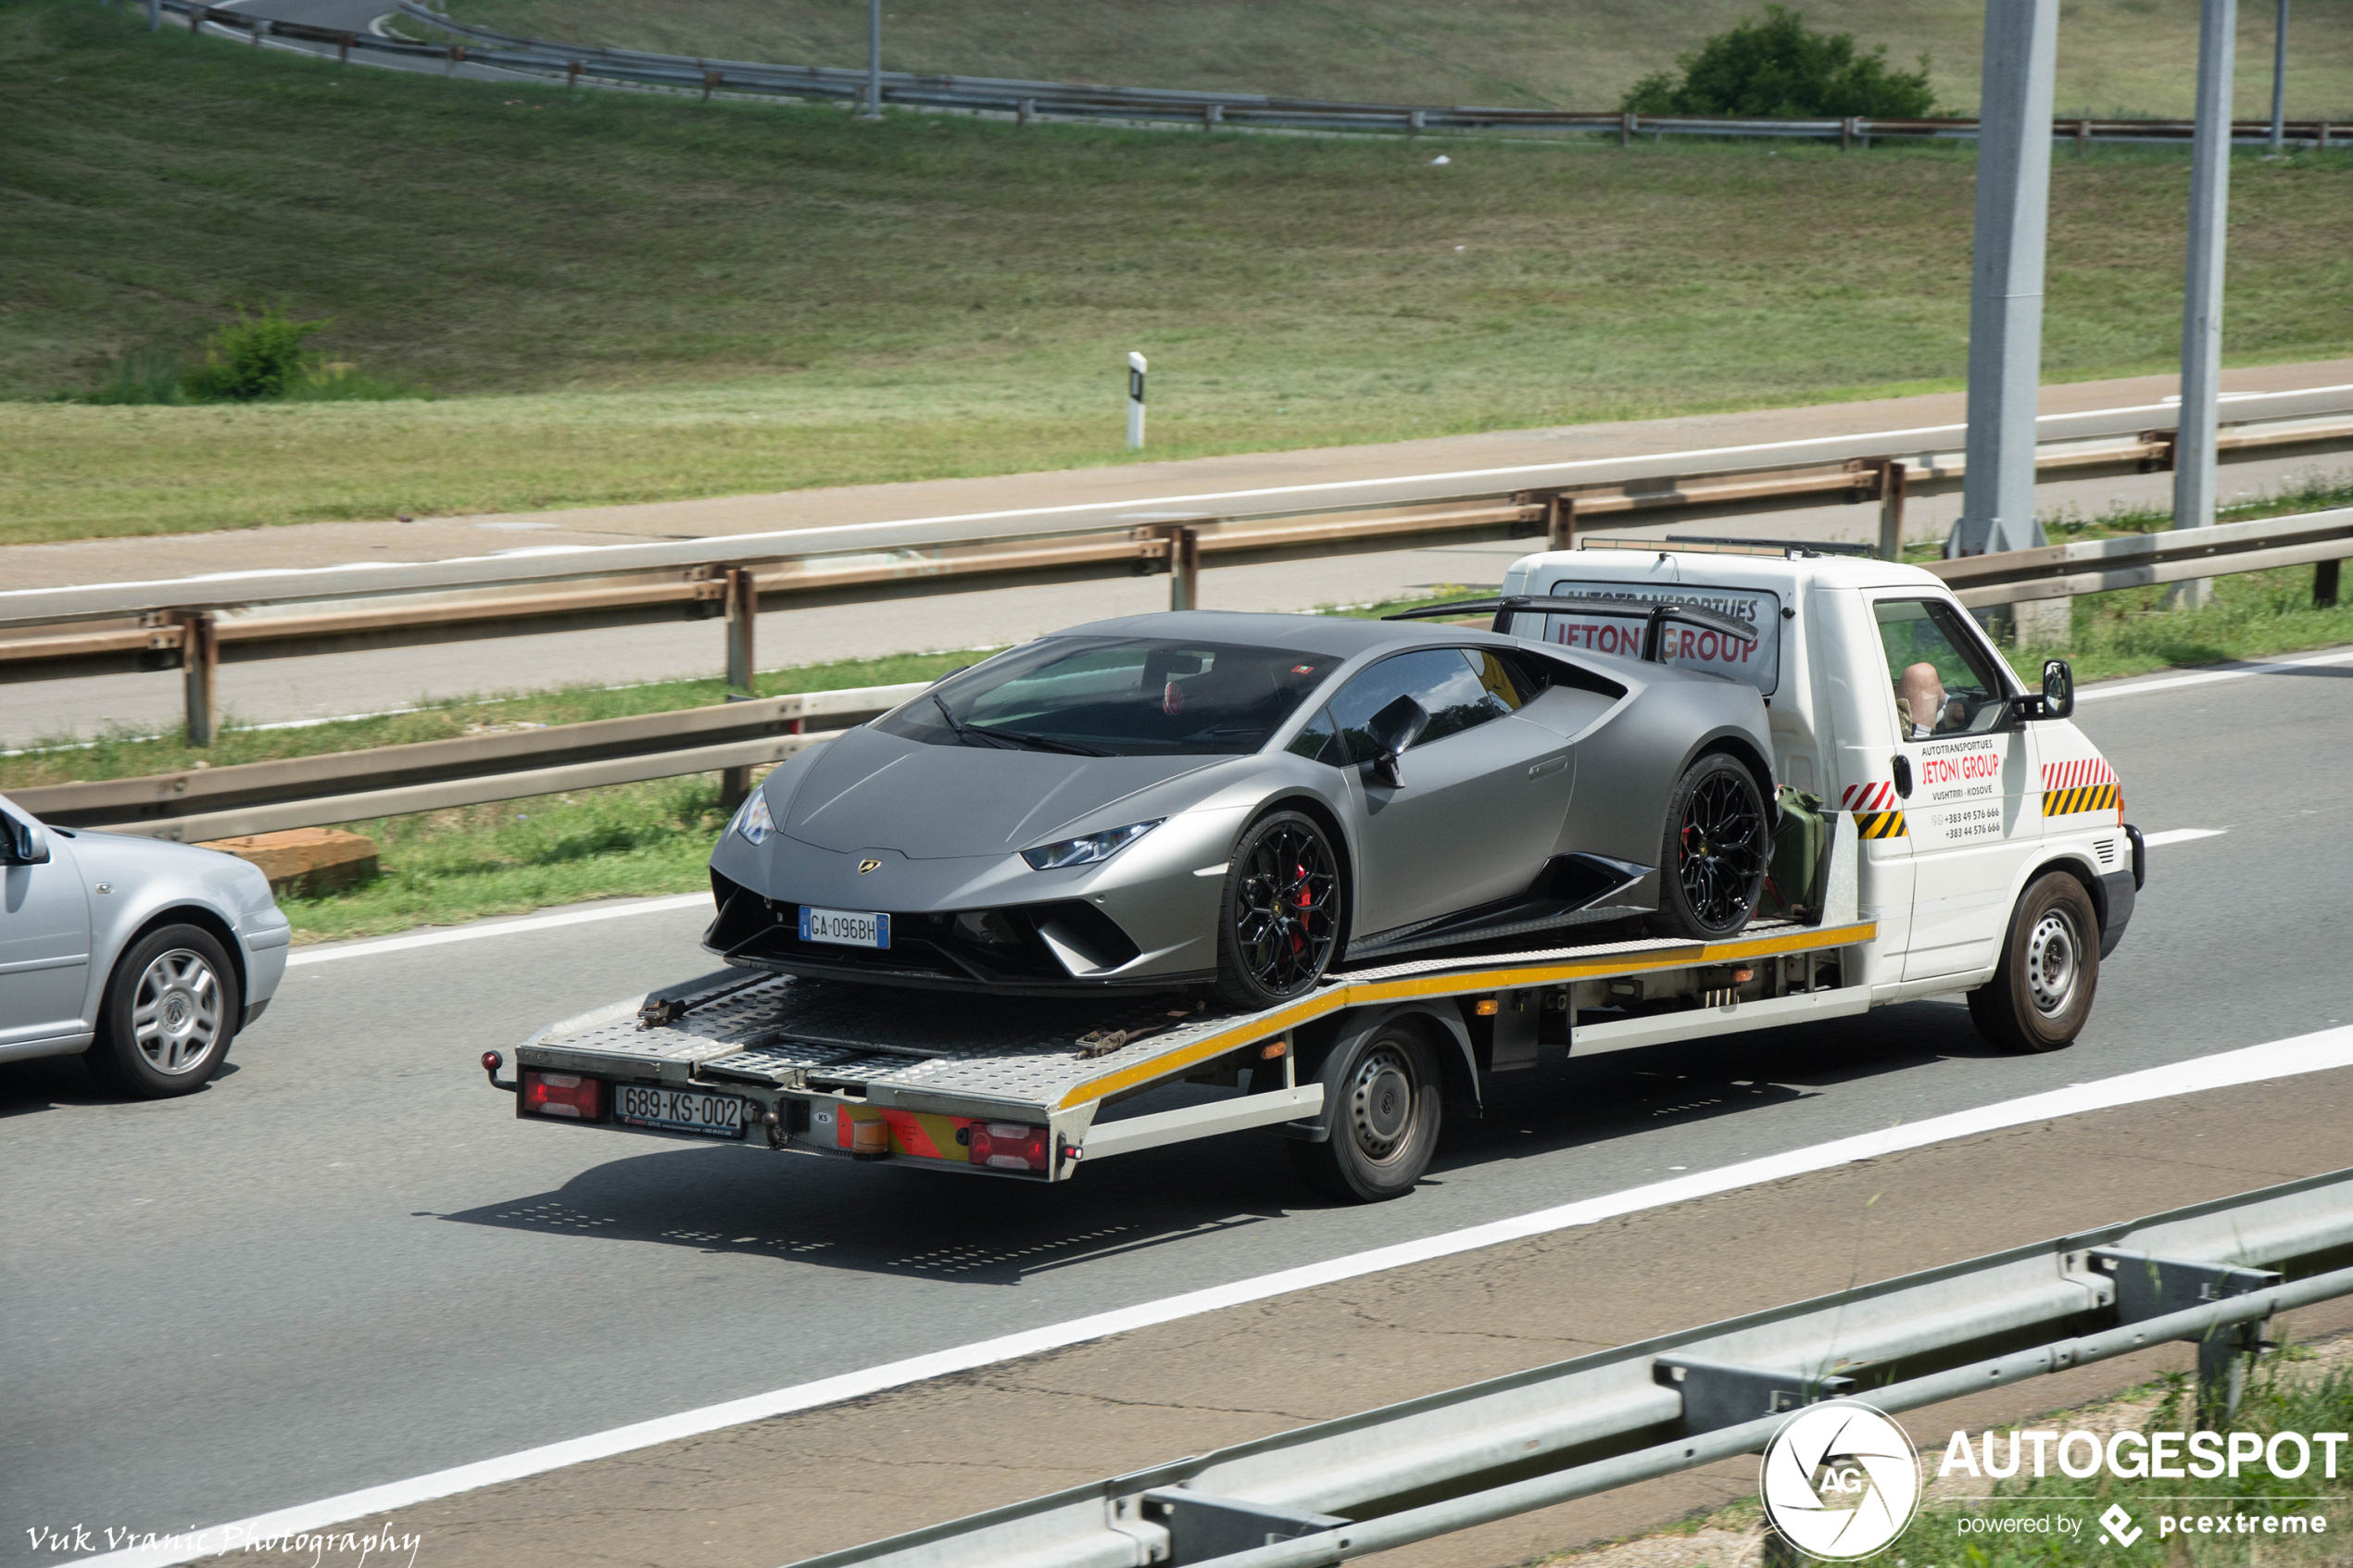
[2039,659,2075,720]
[1362,695,1430,787]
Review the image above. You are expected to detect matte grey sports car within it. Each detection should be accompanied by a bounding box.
[706,606,1777,1010]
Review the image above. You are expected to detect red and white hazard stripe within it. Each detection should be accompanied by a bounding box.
[1840,781,1898,811]
[2040,757,2118,790]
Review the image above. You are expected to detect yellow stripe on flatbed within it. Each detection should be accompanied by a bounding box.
[1058,920,1878,1109]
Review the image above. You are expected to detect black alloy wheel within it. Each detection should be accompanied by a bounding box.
[1656,754,1769,940]
[1215,810,1342,1010]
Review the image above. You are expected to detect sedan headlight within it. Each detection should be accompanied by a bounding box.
[1021,819,1164,871]
[731,790,774,847]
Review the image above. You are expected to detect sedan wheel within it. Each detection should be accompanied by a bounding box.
[86,924,242,1099]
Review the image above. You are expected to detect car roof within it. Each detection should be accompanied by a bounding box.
[1044,609,1512,658]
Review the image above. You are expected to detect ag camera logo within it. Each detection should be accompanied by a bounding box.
[1760,1399,1922,1560]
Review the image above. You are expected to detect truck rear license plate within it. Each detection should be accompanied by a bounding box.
[613,1085,749,1139]
[800,906,890,948]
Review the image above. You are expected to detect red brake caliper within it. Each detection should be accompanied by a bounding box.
[1290,860,1310,952]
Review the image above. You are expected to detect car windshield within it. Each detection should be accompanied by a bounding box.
[875,637,1342,757]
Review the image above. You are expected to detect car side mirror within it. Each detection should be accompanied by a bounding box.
[1361,695,1430,788]
[0,810,50,866]
[2039,659,2075,720]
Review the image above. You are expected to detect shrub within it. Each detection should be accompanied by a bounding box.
[181,303,331,402]
[1621,6,1935,119]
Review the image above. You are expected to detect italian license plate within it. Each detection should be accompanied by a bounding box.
[800,905,890,949]
[613,1084,749,1139]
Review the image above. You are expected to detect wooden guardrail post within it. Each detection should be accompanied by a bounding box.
[1166,525,1202,610]
[2318,559,2341,609]
[1546,495,1577,552]
[177,611,219,747]
[1619,111,1635,148]
[1877,460,1908,560]
[720,567,758,808]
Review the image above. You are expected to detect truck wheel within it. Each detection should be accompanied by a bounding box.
[1214,809,1343,1011]
[1968,872,2098,1053]
[1287,1024,1441,1203]
[84,923,241,1099]
[1654,754,1768,941]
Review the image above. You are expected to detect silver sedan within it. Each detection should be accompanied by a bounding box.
[1,791,290,1098]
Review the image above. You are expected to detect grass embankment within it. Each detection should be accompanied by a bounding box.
[7,0,2352,544]
[431,0,2353,123]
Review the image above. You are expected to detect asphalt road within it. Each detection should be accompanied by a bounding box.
[4,651,2346,1565]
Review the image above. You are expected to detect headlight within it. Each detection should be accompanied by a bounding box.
[731,790,774,847]
[1021,819,1164,871]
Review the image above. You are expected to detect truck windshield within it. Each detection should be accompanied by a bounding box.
[876,637,1342,757]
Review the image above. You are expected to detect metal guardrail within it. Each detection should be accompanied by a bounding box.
[6,683,928,841]
[795,1166,2353,1568]
[203,0,2341,153]
[6,408,2348,749]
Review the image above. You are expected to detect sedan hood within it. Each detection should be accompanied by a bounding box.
[782,726,1225,859]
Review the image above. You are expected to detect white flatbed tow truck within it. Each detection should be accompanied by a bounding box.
[489,539,2144,1198]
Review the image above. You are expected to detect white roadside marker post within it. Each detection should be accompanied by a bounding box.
[1126,352,1147,451]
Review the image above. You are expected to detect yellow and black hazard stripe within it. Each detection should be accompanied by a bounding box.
[2043,783,2119,818]
[1853,809,1906,839]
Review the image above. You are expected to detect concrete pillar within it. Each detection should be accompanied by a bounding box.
[2170,0,2239,610]
[1947,0,2059,563]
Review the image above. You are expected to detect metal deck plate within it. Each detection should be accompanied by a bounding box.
[534,919,1825,1110]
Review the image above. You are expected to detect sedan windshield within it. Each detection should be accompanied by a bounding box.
[877,637,1342,757]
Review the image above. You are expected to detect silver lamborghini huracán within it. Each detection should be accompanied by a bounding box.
[706,607,1777,1010]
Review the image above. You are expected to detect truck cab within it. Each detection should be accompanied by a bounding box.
[1499,538,2141,1049]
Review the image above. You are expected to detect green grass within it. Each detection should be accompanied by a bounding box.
[1888,1354,2353,1566]
[271,776,734,943]
[6,0,2352,545]
[430,0,2353,122]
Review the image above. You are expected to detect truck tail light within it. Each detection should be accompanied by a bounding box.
[968,1122,1050,1172]
[522,1070,603,1121]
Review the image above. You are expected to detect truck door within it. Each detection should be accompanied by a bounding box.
[1866,596,2042,981]
[1327,647,1574,935]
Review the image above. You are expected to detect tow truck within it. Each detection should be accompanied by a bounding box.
[486,538,2145,1199]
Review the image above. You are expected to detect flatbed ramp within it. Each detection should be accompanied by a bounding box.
[514,911,1875,1181]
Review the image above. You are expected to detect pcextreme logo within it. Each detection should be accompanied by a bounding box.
[1760,1400,1924,1561]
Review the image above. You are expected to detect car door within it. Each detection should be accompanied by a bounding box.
[1866,596,2042,981]
[1327,647,1573,935]
[0,803,94,1047]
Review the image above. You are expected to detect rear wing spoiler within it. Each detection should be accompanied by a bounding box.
[1385,595,1757,662]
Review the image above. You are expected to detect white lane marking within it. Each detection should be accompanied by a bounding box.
[21,386,2353,602]
[2142,828,2227,847]
[2079,646,2353,703]
[283,894,709,969]
[88,1022,2353,1567]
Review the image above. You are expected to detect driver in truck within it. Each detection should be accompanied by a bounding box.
[1896,661,1965,738]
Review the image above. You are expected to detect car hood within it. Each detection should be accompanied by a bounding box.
[781,726,1227,859]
